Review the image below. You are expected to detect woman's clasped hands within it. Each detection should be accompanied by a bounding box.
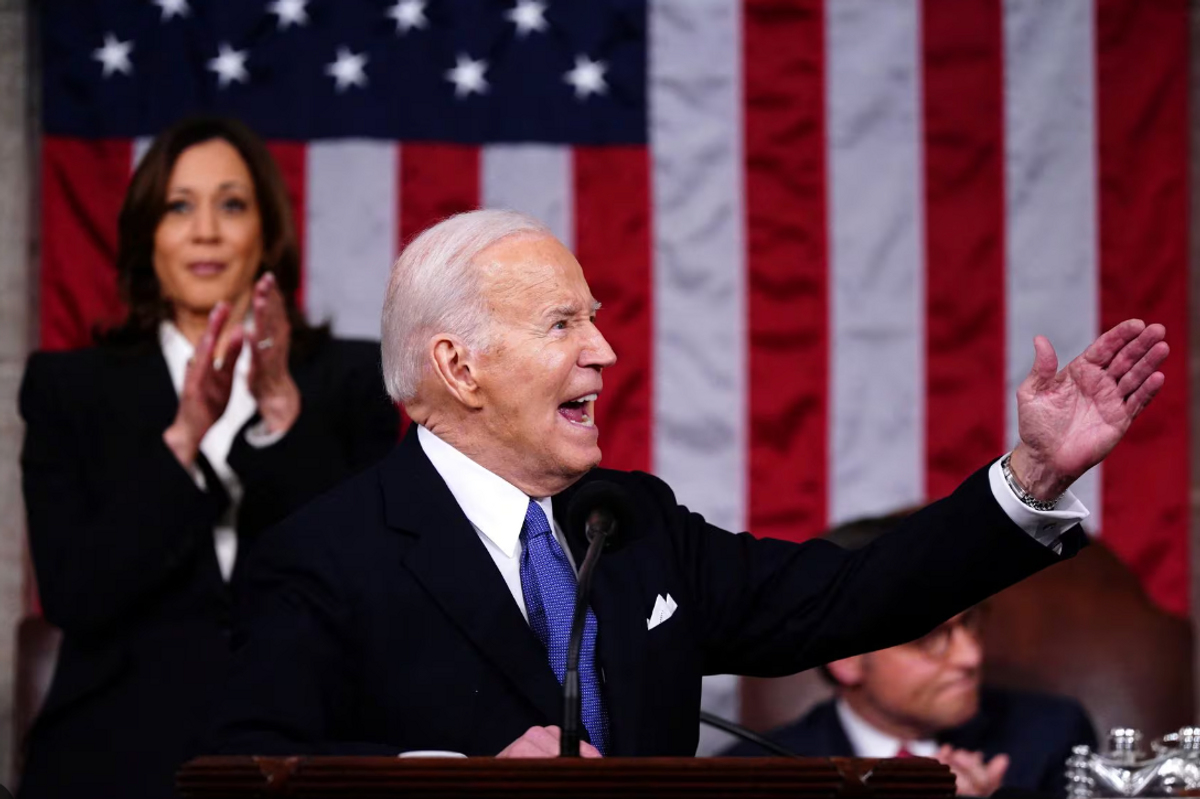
[163,272,299,468]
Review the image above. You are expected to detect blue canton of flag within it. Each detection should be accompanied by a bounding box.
[42,0,648,144]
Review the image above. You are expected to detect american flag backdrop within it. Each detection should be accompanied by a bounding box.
[39,0,1190,743]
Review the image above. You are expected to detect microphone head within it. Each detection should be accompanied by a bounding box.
[567,480,635,550]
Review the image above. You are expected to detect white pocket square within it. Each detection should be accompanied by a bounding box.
[647,593,678,630]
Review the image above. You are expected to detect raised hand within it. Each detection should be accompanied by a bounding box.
[935,745,1009,797]
[1010,319,1168,499]
[245,272,301,434]
[163,302,245,468]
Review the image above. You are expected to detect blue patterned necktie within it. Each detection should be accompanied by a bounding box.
[519,499,610,755]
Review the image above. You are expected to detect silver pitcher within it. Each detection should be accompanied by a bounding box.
[1066,727,1200,797]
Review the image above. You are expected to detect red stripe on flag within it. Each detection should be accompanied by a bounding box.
[40,137,132,350]
[574,147,653,474]
[397,143,480,438]
[745,0,828,541]
[265,142,308,312]
[398,143,480,246]
[921,0,1007,500]
[1095,0,1190,615]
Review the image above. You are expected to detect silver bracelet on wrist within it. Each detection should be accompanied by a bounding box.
[1001,453,1063,512]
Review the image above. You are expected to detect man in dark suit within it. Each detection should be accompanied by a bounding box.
[725,684,1094,796]
[722,514,1097,796]
[209,209,1168,759]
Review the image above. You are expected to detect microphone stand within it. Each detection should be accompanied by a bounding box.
[698,711,804,758]
[561,516,611,757]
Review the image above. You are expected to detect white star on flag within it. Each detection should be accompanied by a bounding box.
[153,0,189,21]
[93,33,133,78]
[207,43,249,89]
[388,0,428,34]
[445,54,488,98]
[267,0,309,29]
[564,55,607,100]
[506,0,548,37]
[325,47,369,92]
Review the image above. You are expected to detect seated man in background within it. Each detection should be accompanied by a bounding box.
[722,513,1098,798]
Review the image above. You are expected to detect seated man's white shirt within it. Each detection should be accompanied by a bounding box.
[836,699,938,758]
[160,322,285,581]
[417,424,577,624]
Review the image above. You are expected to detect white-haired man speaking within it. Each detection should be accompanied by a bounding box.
[210,209,1168,758]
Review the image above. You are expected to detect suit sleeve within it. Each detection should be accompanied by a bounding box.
[206,515,397,756]
[637,463,1087,677]
[19,352,227,640]
[227,341,399,539]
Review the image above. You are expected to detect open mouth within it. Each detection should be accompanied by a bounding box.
[558,392,598,428]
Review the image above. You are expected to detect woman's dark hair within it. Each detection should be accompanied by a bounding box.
[98,115,326,349]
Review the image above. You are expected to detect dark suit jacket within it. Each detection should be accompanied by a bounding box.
[209,428,1086,758]
[722,690,1097,796]
[17,335,398,799]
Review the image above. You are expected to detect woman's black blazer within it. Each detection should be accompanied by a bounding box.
[16,334,399,799]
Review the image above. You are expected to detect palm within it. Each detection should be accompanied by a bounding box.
[1015,320,1167,489]
[172,301,244,443]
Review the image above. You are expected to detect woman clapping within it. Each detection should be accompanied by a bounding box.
[18,116,398,799]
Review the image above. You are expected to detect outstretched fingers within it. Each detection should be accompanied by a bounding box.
[1106,323,1166,382]
[187,302,230,388]
[1115,340,1169,398]
[218,327,245,379]
[249,274,278,344]
[1082,319,1146,368]
[1125,370,1166,420]
[201,303,229,357]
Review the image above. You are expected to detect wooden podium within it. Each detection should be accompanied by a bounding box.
[178,755,956,798]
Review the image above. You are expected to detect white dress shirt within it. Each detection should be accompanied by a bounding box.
[986,460,1088,551]
[159,322,282,581]
[836,699,939,758]
[417,424,578,623]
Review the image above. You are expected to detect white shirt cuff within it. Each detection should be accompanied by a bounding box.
[244,419,288,449]
[988,454,1089,553]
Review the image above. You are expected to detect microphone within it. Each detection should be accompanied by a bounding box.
[567,480,634,552]
[561,481,633,757]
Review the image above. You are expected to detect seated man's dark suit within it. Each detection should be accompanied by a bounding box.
[209,429,1085,757]
[723,689,1097,796]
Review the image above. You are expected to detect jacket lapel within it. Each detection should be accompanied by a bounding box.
[822,700,858,756]
[384,430,563,725]
[553,482,649,756]
[101,340,231,593]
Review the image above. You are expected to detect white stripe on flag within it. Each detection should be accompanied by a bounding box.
[649,0,745,757]
[827,0,926,523]
[649,0,746,535]
[305,140,398,340]
[1002,0,1101,531]
[133,137,152,169]
[482,145,573,249]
